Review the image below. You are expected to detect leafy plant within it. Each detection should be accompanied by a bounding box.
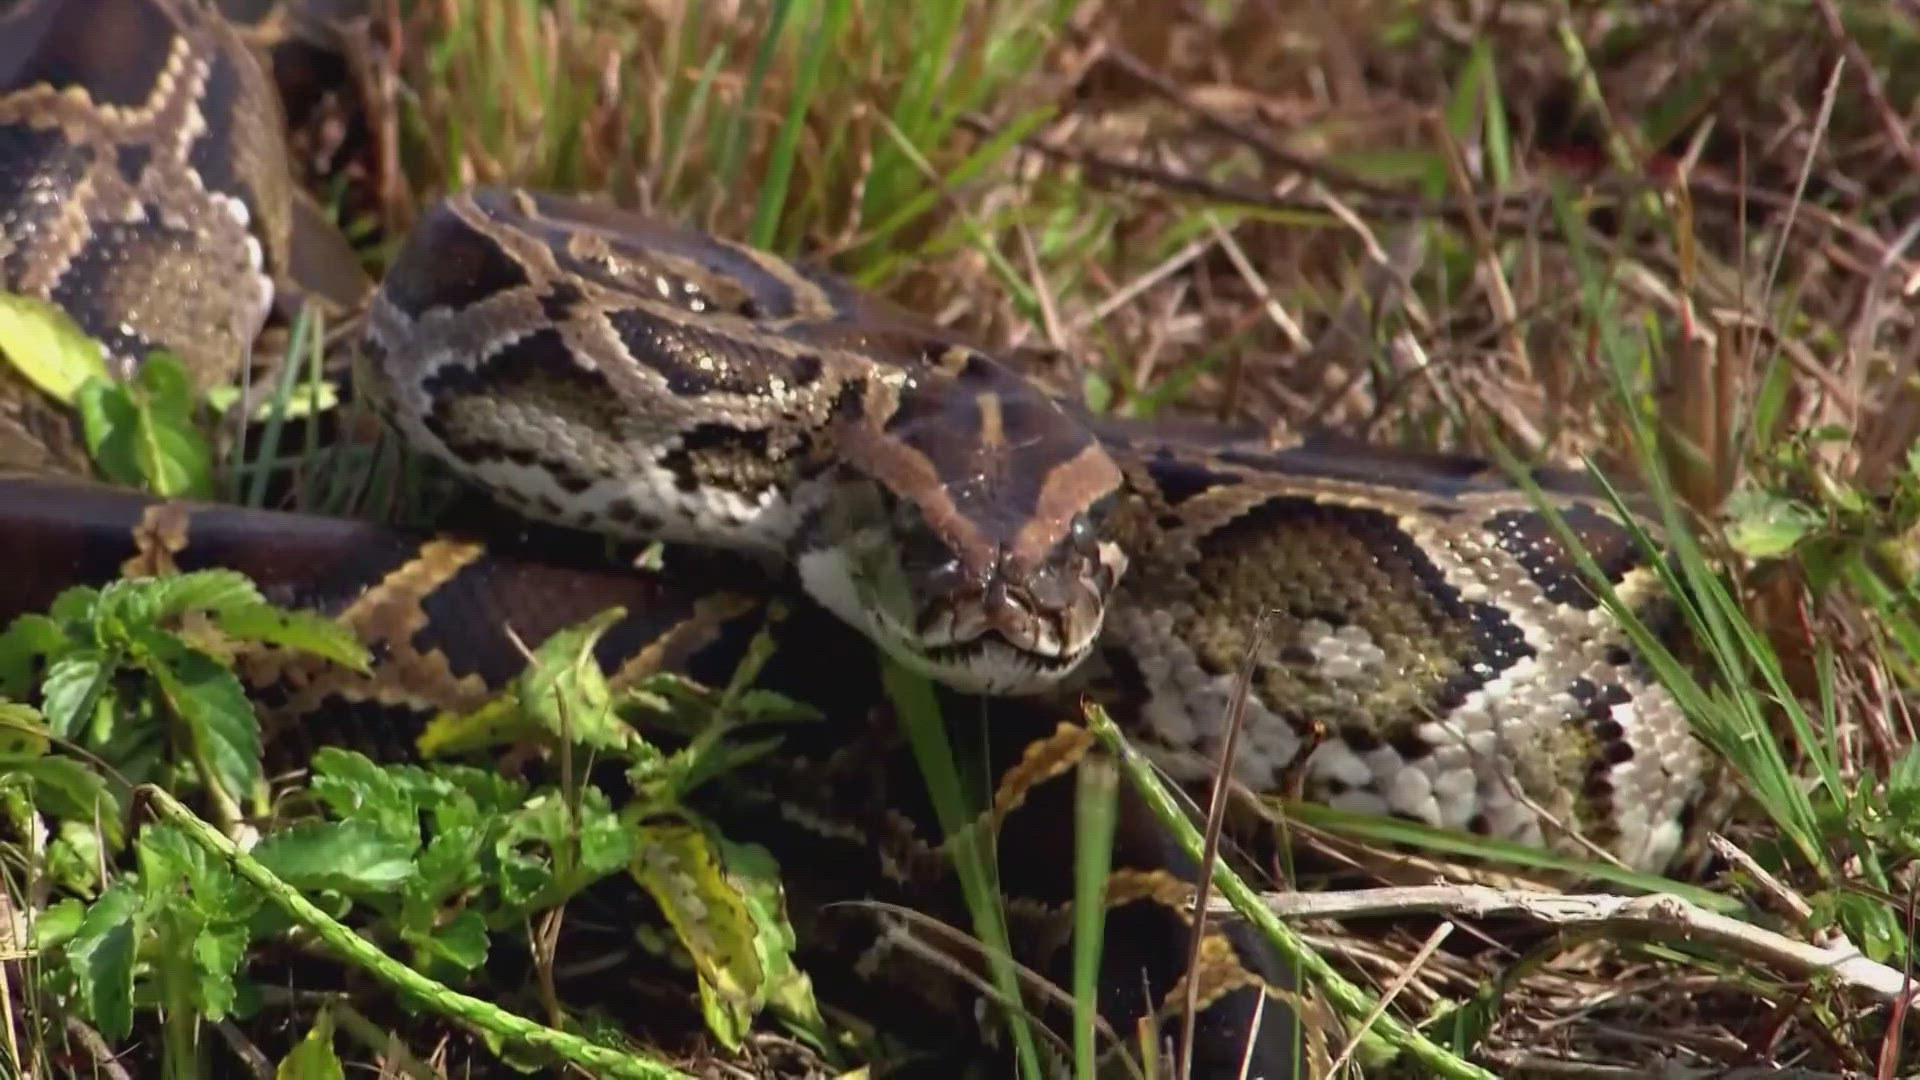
[0,569,367,824]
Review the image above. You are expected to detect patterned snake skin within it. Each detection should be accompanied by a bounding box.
[0,0,1714,1075]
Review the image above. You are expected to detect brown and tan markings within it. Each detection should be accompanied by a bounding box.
[0,0,1719,1074]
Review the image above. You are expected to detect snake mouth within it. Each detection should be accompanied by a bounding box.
[893,581,1105,694]
[916,630,1093,695]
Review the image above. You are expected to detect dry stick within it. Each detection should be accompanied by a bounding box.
[135,785,690,1080]
[1177,612,1271,1080]
[1205,884,1918,1003]
[1810,0,1920,178]
[1083,38,1400,201]
[1084,710,1498,1080]
[1429,113,1532,393]
[252,988,443,1080]
[62,1016,133,1080]
[1326,920,1451,1076]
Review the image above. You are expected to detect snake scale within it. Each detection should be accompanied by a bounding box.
[0,0,1713,1075]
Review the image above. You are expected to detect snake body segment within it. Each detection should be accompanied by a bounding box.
[0,0,1716,1074]
[361,186,1128,694]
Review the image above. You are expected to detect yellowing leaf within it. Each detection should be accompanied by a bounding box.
[0,292,110,404]
[275,1008,345,1080]
[417,695,529,758]
[205,380,340,421]
[418,607,641,758]
[630,821,764,1050]
[0,701,49,755]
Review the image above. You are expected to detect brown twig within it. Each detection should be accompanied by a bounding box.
[1211,884,1917,1003]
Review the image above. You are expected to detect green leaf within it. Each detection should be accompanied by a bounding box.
[131,353,214,497]
[0,291,112,403]
[1887,744,1920,818]
[48,585,104,627]
[0,700,49,754]
[1724,489,1824,559]
[207,379,340,423]
[190,913,249,1020]
[74,353,215,498]
[252,820,419,894]
[40,651,110,739]
[136,570,264,620]
[276,1009,346,1080]
[415,908,490,972]
[420,607,639,757]
[212,603,369,671]
[140,640,261,803]
[65,880,141,1038]
[716,838,825,1041]
[409,824,486,910]
[306,747,422,835]
[31,897,87,950]
[0,753,120,839]
[47,818,108,894]
[505,605,630,747]
[630,820,765,1050]
[1831,889,1903,963]
[113,825,256,1026]
[74,376,146,489]
[0,614,71,696]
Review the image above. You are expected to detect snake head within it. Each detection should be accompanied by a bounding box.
[797,351,1128,695]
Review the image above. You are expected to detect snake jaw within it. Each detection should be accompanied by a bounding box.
[794,484,1125,695]
[908,533,1125,693]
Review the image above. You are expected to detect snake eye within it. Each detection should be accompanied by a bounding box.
[1069,513,1095,549]
[1070,493,1117,552]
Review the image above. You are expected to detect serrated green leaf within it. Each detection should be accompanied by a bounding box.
[306,747,421,833]
[31,897,87,950]
[253,819,419,894]
[630,820,764,1050]
[0,753,120,840]
[47,818,107,894]
[430,761,526,819]
[136,350,194,412]
[65,880,141,1038]
[136,416,215,498]
[48,585,103,627]
[75,376,145,488]
[408,824,486,910]
[129,353,213,497]
[136,570,264,620]
[0,700,49,754]
[0,614,70,696]
[0,291,111,403]
[74,352,215,498]
[494,787,632,912]
[717,838,825,1040]
[213,603,369,671]
[422,607,639,757]
[191,914,249,1020]
[416,908,490,972]
[141,640,261,803]
[276,1008,345,1080]
[1724,489,1823,559]
[41,652,110,739]
[516,606,624,741]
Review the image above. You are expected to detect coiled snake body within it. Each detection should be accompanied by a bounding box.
[0,0,1711,1074]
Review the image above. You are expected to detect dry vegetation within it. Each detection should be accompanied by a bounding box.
[13,0,1920,1076]
[308,1,1920,1073]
